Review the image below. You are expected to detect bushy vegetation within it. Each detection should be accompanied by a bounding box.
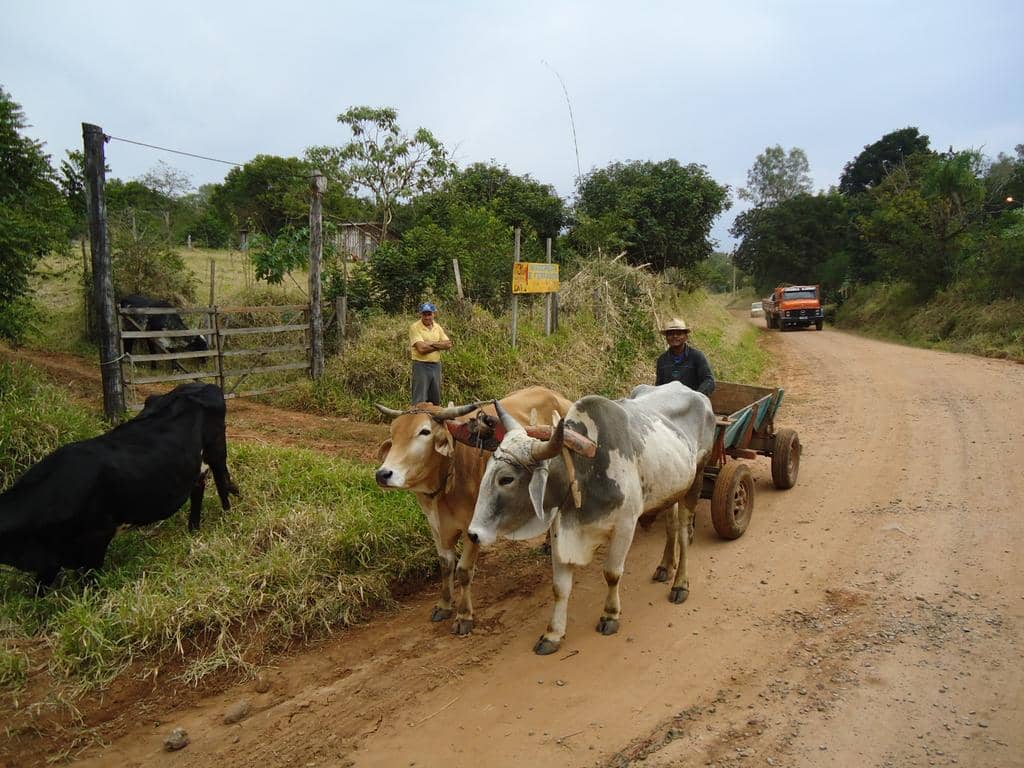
[0,88,70,343]
[280,258,769,418]
[836,281,1024,359]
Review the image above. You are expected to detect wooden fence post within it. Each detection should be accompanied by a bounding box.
[208,259,216,349]
[83,122,124,420]
[308,171,325,379]
[213,307,225,391]
[511,227,520,349]
[452,258,464,299]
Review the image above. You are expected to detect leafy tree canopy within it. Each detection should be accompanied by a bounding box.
[574,159,730,271]
[839,127,932,196]
[210,154,313,238]
[731,191,851,297]
[856,150,987,296]
[447,162,565,237]
[0,86,68,340]
[738,145,813,206]
[308,106,453,238]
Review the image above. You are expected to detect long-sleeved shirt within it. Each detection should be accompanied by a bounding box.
[655,345,715,396]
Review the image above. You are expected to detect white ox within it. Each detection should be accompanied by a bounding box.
[375,387,573,635]
[467,382,716,654]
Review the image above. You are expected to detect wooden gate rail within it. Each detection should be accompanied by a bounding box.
[119,303,314,410]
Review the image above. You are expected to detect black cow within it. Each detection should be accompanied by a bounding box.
[0,383,240,587]
[119,294,209,363]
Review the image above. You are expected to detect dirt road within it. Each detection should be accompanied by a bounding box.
[12,325,1024,767]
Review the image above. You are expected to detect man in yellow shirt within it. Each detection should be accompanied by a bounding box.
[409,302,453,405]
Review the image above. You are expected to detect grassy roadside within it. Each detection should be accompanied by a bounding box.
[835,281,1024,361]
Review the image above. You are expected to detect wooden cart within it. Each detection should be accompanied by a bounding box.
[699,381,801,539]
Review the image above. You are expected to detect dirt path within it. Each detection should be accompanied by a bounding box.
[6,328,1024,768]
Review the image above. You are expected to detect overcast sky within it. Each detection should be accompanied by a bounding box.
[3,0,1021,249]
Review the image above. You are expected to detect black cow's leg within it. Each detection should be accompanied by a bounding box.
[189,467,209,531]
[204,441,240,510]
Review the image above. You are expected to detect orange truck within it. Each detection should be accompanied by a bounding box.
[764,284,824,331]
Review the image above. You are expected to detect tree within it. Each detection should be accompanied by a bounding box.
[210,154,312,238]
[445,162,565,238]
[574,159,730,271]
[0,86,68,341]
[309,106,453,238]
[856,150,986,296]
[59,150,88,238]
[730,191,852,297]
[138,160,193,199]
[839,127,932,196]
[738,145,813,206]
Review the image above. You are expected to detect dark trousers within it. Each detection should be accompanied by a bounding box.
[411,361,442,405]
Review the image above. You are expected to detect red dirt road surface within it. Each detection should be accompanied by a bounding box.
[5,325,1024,767]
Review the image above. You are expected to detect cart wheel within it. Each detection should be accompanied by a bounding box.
[771,428,801,489]
[815,320,823,331]
[710,462,754,539]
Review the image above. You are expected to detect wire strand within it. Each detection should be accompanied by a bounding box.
[106,135,244,167]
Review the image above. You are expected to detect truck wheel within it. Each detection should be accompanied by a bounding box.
[710,462,754,539]
[815,320,823,331]
[771,428,801,489]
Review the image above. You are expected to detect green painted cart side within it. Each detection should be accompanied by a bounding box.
[698,381,801,540]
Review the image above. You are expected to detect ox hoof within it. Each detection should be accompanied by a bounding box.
[534,637,561,655]
[596,617,620,636]
[653,566,670,583]
[451,618,474,636]
[669,587,690,604]
[430,607,453,622]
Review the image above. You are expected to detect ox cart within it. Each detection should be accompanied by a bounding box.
[699,381,801,539]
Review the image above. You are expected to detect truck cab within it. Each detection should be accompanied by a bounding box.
[765,284,824,331]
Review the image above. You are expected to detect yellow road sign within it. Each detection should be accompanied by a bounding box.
[512,263,560,294]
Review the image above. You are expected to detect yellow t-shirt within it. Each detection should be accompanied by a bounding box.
[409,320,450,363]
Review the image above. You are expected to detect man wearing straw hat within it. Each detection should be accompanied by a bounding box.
[655,317,715,396]
[409,302,452,405]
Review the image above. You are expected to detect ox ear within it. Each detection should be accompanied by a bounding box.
[376,439,392,463]
[528,407,538,426]
[528,464,550,520]
[434,424,455,457]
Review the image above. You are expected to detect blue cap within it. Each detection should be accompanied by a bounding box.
[418,302,437,313]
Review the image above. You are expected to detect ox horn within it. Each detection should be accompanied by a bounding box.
[531,418,565,462]
[374,404,406,418]
[494,399,523,433]
[430,402,483,421]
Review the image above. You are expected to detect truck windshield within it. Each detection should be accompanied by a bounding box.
[783,288,818,299]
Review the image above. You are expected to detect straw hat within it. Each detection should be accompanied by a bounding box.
[660,318,691,333]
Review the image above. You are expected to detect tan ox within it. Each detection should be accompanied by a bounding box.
[375,386,573,635]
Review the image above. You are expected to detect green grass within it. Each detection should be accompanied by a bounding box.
[0,362,107,491]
